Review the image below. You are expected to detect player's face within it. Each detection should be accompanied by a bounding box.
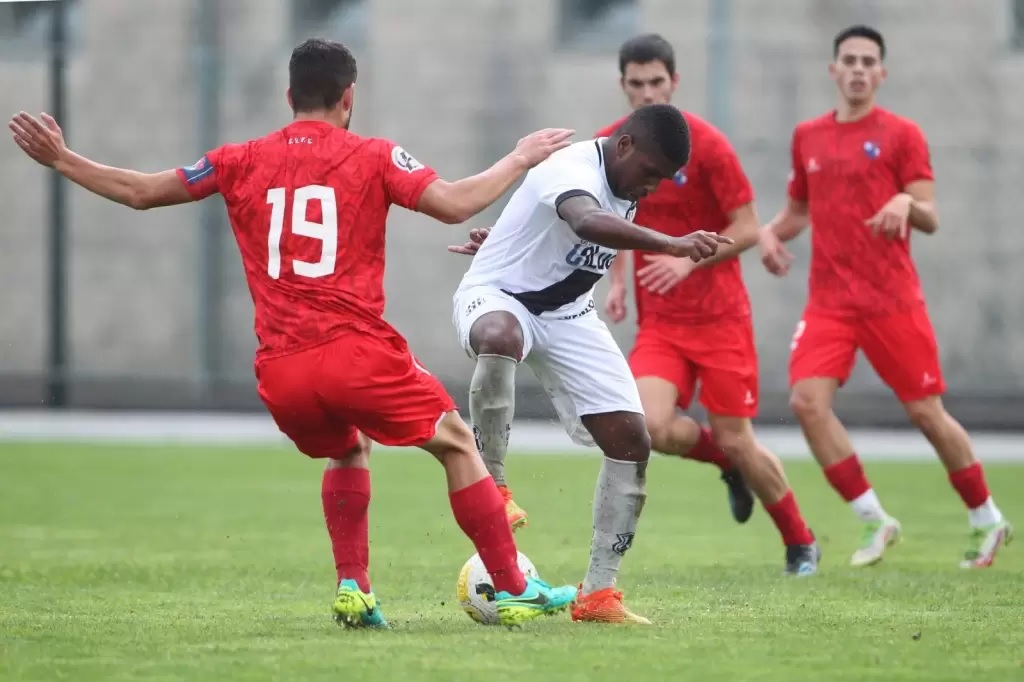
[611,137,679,202]
[620,61,677,109]
[829,38,886,105]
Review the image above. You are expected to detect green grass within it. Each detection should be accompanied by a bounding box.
[0,443,1021,682]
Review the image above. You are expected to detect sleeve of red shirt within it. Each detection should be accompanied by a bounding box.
[176,145,225,201]
[379,140,440,210]
[702,129,754,214]
[895,120,934,188]
[787,126,808,202]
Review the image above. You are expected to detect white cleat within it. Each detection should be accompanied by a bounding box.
[850,516,902,567]
[960,520,1013,569]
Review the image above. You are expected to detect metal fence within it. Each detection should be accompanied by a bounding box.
[2,0,1024,428]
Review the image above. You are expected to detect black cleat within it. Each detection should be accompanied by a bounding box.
[784,535,821,577]
[721,469,755,524]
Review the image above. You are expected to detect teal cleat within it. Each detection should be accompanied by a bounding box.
[332,579,389,629]
[494,576,577,628]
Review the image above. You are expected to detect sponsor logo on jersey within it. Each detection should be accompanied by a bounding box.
[565,241,616,274]
[181,155,214,184]
[391,146,425,173]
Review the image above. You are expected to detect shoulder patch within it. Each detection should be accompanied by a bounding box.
[391,146,425,173]
[181,155,215,184]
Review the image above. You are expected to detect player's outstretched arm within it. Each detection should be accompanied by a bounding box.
[10,112,193,210]
[758,200,808,276]
[416,128,575,224]
[558,195,732,261]
[693,203,761,269]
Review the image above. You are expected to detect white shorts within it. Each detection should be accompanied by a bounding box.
[453,286,644,447]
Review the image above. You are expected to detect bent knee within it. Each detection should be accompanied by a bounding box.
[904,397,946,434]
[789,384,832,421]
[469,312,524,359]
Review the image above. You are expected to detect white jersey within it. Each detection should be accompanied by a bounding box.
[456,139,636,319]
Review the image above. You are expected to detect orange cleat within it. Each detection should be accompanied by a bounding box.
[570,586,651,624]
[498,485,528,532]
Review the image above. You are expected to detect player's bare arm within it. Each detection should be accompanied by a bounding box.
[604,249,630,322]
[10,112,194,210]
[637,202,760,295]
[866,180,937,239]
[417,128,575,224]
[759,199,809,276]
[557,194,732,261]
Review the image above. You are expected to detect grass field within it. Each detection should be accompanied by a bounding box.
[1,442,1022,682]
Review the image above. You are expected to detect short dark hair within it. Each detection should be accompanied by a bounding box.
[618,104,690,168]
[288,39,358,113]
[618,33,676,76]
[833,25,886,60]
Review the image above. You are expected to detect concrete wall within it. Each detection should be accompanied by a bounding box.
[1,0,1021,425]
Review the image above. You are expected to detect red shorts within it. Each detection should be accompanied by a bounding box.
[788,306,945,402]
[629,317,759,417]
[254,329,455,458]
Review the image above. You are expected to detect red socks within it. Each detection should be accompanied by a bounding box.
[765,491,815,546]
[949,462,990,510]
[685,427,733,472]
[449,477,527,595]
[321,467,371,592]
[823,454,872,502]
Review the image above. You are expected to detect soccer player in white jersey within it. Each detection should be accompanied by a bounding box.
[451,104,732,624]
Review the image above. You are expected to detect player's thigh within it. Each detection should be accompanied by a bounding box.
[858,307,946,402]
[256,350,361,459]
[453,286,536,361]
[788,313,859,387]
[527,312,644,447]
[692,318,760,418]
[314,332,456,448]
[629,323,697,411]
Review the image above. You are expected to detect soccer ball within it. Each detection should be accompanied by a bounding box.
[456,551,538,625]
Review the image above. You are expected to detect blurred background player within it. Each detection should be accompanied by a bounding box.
[453,104,732,623]
[597,34,820,576]
[9,38,581,628]
[759,25,1013,568]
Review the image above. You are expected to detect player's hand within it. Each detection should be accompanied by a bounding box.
[9,112,67,168]
[666,231,733,263]
[447,227,491,256]
[759,227,793,276]
[637,254,696,295]
[513,128,576,168]
[866,193,911,239]
[604,281,628,323]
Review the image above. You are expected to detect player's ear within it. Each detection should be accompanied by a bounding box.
[286,88,294,112]
[670,72,680,90]
[616,134,635,157]
[342,84,355,112]
[827,62,837,79]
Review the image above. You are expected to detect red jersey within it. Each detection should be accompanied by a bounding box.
[788,107,933,316]
[176,120,438,359]
[596,111,754,324]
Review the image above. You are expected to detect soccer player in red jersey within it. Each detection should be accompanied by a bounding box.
[9,39,581,626]
[759,25,1013,568]
[596,34,820,575]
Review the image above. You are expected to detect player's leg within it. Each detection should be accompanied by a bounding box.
[697,318,818,575]
[255,350,388,628]
[861,309,1012,568]
[630,324,753,523]
[417,411,577,625]
[528,313,652,624]
[788,314,901,566]
[454,288,535,531]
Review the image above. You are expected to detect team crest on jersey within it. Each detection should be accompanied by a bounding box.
[391,146,425,173]
[672,169,687,186]
[863,141,881,160]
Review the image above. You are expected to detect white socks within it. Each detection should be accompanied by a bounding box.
[469,354,516,486]
[850,489,887,523]
[582,458,648,595]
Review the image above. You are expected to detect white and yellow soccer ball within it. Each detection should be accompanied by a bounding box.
[456,551,538,625]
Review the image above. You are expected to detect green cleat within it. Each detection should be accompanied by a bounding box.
[960,520,1013,569]
[332,579,389,629]
[494,577,577,628]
